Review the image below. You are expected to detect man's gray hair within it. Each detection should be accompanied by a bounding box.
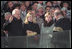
[54,9,63,16]
[4,12,11,17]
[54,12,62,16]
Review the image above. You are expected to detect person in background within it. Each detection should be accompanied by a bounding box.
[31,10,37,21]
[52,1,58,7]
[37,1,44,8]
[31,2,38,13]
[3,1,14,13]
[45,6,52,13]
[20,2,27,22]
[36,6,44,29]
[1,1,7,10]
[13,1,22,5]
[36,6,45,19]
[1,16,5,36]
[46,1,52,7]
[24,1,31,10]
[3,12,12,30]
[2,12,12,36]
[23,11,40,36]
[53,9,71,32]
[57,1,62,7]
[61,2,71,21]
[37,1,43,5]
[13,3,20,9]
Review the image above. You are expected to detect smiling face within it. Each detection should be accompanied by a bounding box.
[45,15,52,23]
[27,16,33,22]
[45,12,52,23]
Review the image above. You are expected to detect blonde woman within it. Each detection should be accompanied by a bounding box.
[23,12,40,36]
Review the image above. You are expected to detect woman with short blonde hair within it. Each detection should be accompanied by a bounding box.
[24,11,36,24]
[23,11,40,36]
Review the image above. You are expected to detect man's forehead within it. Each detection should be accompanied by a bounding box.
[15,10,20,14]
[54,10,60,13]
[16,9,20,12]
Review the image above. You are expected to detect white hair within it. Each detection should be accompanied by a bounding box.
[12,9,19,15]
[5,12,11,17]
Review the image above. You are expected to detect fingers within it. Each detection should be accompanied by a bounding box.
[26,30,37,36]
[26,30,32,33]
[3,30,8,34]
[9,16,13,22]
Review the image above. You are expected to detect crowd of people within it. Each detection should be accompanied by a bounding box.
[1,1,71,36]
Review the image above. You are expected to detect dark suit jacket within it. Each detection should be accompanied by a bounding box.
[8,17,24,36]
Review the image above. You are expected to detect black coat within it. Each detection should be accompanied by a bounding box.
[8,17,24,36]
[1,17,9,36]
[23,22,40,35]
[3,20,10,31]
[54,18,71,30]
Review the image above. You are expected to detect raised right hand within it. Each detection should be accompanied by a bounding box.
[9,16,13,23]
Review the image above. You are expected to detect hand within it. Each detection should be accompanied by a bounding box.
[33,32,37,35]
[26,30,37,36]
[9,16,13,23]
[26,30,32,33]
[3,30,8,34]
